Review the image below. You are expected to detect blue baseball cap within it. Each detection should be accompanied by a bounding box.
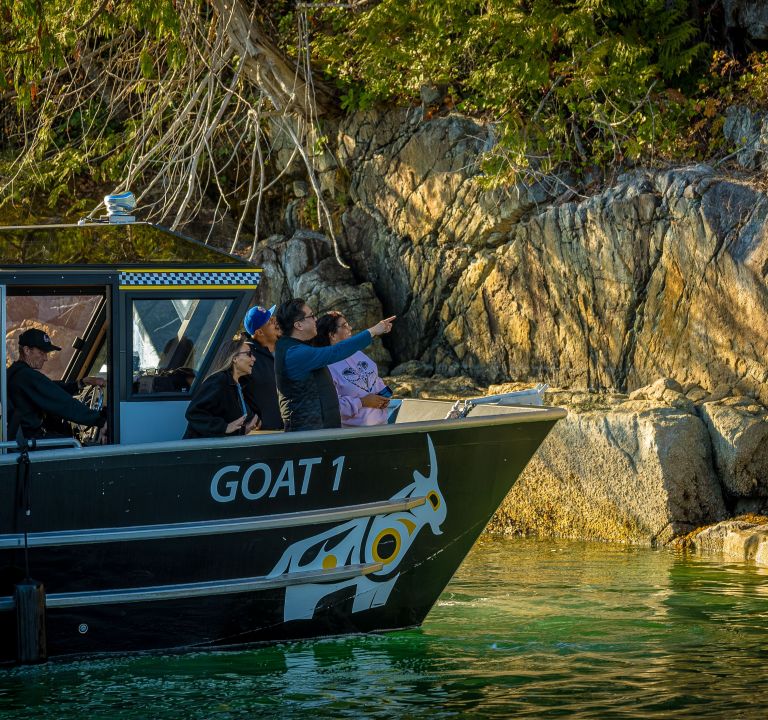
[244,304,276,335]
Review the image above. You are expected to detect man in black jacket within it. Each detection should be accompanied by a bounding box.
[243,304,284,431]
[7,328,107,443]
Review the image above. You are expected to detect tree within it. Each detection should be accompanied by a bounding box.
[0,0,349,260]
[0,0,751,258]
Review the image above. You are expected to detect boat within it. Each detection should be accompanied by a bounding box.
[0,209,565,664]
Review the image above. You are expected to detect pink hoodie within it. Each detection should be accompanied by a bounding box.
[327,350,388,427]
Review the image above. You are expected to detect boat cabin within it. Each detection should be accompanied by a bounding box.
[0,221,261,447]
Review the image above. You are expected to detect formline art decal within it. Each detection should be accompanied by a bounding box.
[268,434,446,621]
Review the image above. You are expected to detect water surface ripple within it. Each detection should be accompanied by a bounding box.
[1,537,767,718]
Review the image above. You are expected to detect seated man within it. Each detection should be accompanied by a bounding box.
[7,328,107,443]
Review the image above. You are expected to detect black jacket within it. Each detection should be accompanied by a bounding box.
[274,336,341,432]
[7,360,104,441]
[243,342,283,431]
[183,370,260,439]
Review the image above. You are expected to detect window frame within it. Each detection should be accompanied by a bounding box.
[5,286,107,384]
[1,279,114,446]
[122,290,248,401]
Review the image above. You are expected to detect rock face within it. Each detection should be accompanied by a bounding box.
[723,106,768,170]
[329,109,768,403]
[251,230,392,370]
[698,397,768,513]
[485,393,727,545]
[723,0,768,41]
[678,518,768,565]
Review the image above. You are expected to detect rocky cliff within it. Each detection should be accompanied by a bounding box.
[263,101,768,404]
[325,109,768,404]
[255,100,768,559]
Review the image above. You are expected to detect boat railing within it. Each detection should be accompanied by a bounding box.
[445,383,549,419]
[0,438,82,452]
[466,382,548,407]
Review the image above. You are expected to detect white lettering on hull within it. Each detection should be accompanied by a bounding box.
[210,456,345,503]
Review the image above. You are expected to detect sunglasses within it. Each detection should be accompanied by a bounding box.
[235,350,254,358]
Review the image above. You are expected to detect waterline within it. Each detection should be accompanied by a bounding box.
[1,537,766,718]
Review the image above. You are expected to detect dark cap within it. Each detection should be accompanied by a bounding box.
[18,328,61,352]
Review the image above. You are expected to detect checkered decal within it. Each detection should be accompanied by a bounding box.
[119,269,261,289]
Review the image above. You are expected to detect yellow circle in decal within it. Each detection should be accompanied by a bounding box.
[372,528,402,564]
[427,490,441,510]
[322,555,337,570]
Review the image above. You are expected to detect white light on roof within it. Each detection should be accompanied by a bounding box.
[105,191,136,224]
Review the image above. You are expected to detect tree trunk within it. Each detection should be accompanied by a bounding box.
[212,0,338,116]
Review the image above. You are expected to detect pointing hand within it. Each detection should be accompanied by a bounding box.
[369,316,396,337]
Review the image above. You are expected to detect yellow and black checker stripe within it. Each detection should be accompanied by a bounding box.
[119,268,262,290]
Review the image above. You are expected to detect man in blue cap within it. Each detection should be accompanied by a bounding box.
[242,304,283,430]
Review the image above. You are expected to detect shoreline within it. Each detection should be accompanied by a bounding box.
[385,371,768,566]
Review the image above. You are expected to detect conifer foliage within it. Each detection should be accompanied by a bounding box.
[0,0,765,238]
[312,0,709,182]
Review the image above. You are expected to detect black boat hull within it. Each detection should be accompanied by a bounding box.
[0,410,563,662]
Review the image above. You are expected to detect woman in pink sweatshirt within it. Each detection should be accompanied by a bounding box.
[314,311,390,427]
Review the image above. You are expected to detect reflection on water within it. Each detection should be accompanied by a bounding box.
[1,537,767,719]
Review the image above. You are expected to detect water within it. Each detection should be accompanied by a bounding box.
[1,537,767,719]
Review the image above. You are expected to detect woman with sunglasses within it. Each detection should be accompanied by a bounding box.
[314,311,390,427]
[183,338,262,439]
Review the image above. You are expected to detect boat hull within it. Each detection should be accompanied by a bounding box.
[0,410,563,662]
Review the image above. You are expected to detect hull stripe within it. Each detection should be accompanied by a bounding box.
[0,497,426,549]
[0,562,383,610]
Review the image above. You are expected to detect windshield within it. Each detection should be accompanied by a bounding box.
[131,297,232,394]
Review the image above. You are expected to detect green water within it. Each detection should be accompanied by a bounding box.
[1,537,767,718]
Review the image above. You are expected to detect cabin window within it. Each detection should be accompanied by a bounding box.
[131,297,231,394]
[5,293,103,381]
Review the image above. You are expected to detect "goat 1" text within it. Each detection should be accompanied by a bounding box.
[210,455,345,503]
